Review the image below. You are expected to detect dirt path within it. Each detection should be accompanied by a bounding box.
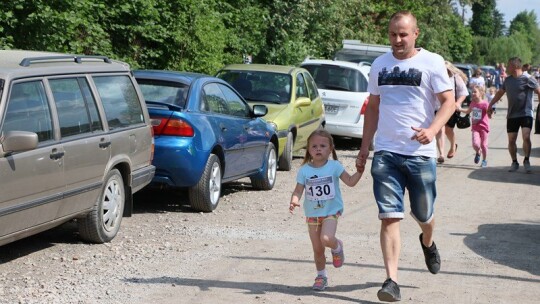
[1,97,539,303]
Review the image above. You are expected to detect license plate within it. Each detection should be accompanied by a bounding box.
[325,105,339,114]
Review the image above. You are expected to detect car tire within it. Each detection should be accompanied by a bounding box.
[251,143,277,190]
[78,169,124,243]
[278,132,293,171]
[189,154,222,212]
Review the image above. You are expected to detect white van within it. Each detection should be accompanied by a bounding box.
[334,40,391,63]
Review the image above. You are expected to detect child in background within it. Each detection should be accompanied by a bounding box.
[289,129,363,291]
[486,86,497,114]
[459,85,491,167]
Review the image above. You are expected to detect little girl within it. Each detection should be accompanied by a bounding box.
[459,85,491,167]
[289,129,363,291]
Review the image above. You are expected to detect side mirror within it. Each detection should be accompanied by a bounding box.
[295,97,311,107]
[1,131,38,156]
[252,104,268,117]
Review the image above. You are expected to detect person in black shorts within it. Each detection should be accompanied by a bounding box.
[488,57,540,173]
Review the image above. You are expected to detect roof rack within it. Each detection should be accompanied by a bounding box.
[19,55,112,67]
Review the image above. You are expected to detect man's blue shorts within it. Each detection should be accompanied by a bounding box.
[371,150,437,224]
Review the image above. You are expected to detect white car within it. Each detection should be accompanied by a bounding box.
[301,59,370,142]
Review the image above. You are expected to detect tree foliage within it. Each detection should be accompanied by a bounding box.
[470,0,496,37]
[0,0,538,73]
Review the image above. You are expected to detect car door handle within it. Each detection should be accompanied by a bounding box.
[220,123,227,131]
[50,149,65,160]
[99,140,111,148]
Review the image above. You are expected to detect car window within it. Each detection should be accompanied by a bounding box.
[218,71,291,104]
[303,72,319,99]
[50,78,103,138]
[202,83,230,115]
[296,73,309,98]
[93,75,144,129]
[137,79,188,108]
[2,81,54,142]
[303,64,368,92]
[218,84,250,118]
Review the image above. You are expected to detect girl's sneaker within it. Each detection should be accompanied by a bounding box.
[474,153,480,164]
[312,275,328,291]
[481,160,487,167]
[331,239,344,268]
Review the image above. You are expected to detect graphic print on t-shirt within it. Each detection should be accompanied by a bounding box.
[378,66,422,86]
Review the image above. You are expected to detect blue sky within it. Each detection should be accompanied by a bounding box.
[462,0,540,26]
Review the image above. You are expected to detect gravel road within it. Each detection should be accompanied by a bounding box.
[1,97,539,303]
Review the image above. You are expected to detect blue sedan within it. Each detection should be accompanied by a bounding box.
[134,70,278,212]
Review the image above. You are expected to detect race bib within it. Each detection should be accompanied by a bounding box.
[305,176,336,201]
[472,107,482,123]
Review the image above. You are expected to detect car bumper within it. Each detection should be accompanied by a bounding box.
[325,119,364,138]
[275,130,288,157]
[151,137,207,188]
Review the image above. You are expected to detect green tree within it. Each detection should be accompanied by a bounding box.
[508,10,540,64]
[470,0,496,37]
[219,0,268,65]
[492,9,506,37]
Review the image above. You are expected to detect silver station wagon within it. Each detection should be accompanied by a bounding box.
[0,50,155,246]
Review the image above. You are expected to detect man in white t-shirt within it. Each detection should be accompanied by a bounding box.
[355,11,455,302]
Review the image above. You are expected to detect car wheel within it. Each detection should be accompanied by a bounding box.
[78,169,124,243]
[278,132,293,171]
[188,154,222,212]
[251,143,277,190]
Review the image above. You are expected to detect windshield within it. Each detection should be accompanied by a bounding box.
[217,70,291,104]
[136,79,189,108]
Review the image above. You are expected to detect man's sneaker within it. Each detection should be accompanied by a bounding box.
[419,233,441,274]
[377,278,401,302]
[524,160,532,173]
[332,239,344,268]
[474,153,480,164]
[312,275,328,291]
[508,162,519,172]
[481,160,487,168]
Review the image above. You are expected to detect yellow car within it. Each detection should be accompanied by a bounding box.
[217,64,325,170]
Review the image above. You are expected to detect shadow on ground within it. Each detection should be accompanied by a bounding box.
[0,221,81,263]
[134,180,258,214]
[461,222,540,276]
[464,160,540,186]
[123,276,381,304]
[333,136,362,151]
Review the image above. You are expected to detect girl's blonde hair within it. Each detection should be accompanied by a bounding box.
[302,129,338,165]
[473,85,486,100]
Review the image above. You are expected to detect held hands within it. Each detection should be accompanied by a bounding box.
[487,106,494,118]
[356,149,369,173]
[410,126,435,145]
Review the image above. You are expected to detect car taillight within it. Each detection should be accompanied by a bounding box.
[151,117,194,137]
[360,97,369,115]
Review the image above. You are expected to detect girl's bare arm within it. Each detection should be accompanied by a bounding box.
[340,169,363,187]
[289,183,304,213]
